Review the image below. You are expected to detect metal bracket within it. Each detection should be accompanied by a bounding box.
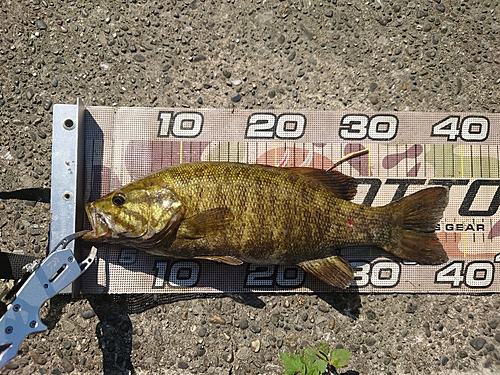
[49,98,85,296]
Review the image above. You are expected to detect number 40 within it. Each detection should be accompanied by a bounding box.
[431,116,489,142]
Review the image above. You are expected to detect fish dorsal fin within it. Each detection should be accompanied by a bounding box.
[287,168,357,201]
[194,256,243,265]
[177,207,234,239]
[298,256,355,289]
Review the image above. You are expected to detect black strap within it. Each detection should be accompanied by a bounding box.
[0,253,40,280]
[0,188,51,203]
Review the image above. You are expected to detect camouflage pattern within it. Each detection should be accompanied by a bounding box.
[80,107,500,293]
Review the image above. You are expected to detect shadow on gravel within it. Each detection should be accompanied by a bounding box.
[89,295,135,375]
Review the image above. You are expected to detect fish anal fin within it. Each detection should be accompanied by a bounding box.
[287,168,357,201]
[177,207,234,239]
[299,256,354,289]
[194,256,243,265]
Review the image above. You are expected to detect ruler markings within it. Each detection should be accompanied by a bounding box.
[78,107,500,294]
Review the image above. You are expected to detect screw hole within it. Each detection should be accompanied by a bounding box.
[63,118,75,130]
[62,191,72,201]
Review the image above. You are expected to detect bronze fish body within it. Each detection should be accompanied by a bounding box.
[83,162,449,288]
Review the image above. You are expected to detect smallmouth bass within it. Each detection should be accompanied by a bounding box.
[82,162,449,288]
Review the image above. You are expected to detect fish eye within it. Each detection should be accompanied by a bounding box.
[112,193,126,207]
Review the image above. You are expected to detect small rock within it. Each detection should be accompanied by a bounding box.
[231,93,242,102]
[192,54,207,63]
[231,79,242,86]
[224,351,234,363]
[37,20,47,30]
[4,361,18,370]
[318,305,329,313]
[470,337,486,351]
[81,309,95,319]
[223,70,231,79]
[31,352,47,365]
[196,346,206,357]
[325,10,333,18]
[178,361,189,369]
[133,54,146,62]
[239,318,249,330]
[43,99,53,111]
[251,339,261,353]
[250,325,261,333]
[51,78,58,87]
[197,327,207,337]
[488,319,498,329]
[210,315,226,325]
[370,94,379,105]
[495,332,500,344]
[61,358,74,373]
[365,337,376,346]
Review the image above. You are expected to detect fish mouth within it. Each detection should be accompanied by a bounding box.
[82,203,111,241]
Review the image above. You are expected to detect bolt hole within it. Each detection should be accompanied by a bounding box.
[63,118,75,130]
[62,191,72,201]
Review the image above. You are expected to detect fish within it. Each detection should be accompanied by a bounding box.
[82,161,449,288]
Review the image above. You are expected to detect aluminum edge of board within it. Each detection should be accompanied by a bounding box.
[49,98,85,296]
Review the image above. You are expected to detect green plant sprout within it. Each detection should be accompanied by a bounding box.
[280,342,351,375]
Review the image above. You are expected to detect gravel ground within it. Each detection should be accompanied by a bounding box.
[1,0,500,374]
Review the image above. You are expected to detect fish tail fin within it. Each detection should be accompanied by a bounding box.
[382,187,449,264]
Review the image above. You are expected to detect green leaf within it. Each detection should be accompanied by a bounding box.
[300,347,317,365]
[315,342,330,360]
[329,348,352,369]
[280,352,306,375]
[311,358,328,374]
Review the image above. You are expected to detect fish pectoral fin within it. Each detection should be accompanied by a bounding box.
[177,207,234,239]
[287,168,357,201]
[194,256,243,265]
[298,256,354,289]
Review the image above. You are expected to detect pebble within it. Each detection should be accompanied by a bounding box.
[4,361,18,370]
[239,318,249,330]
[196,346,206,357]
[488,319,498,329]
[197,327,208,337]
[365,337,376,346]
[470,337,486,351]
[37,20,47,30]
[251,339,261,353]
[250,324,261,334]
[231,93,242,102]
[32,352,47,365]
[210,315,226,325]
[51,78,58,88]
[81,309,95,319]
[192,55,207,63]
[133,54,146,62]
[61,358,74,373]
[178,361,189,369]
[318,305,329,313]
[43,99,53,111]
[370,94,379,105]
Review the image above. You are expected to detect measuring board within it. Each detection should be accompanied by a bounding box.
[50,101,500,294]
